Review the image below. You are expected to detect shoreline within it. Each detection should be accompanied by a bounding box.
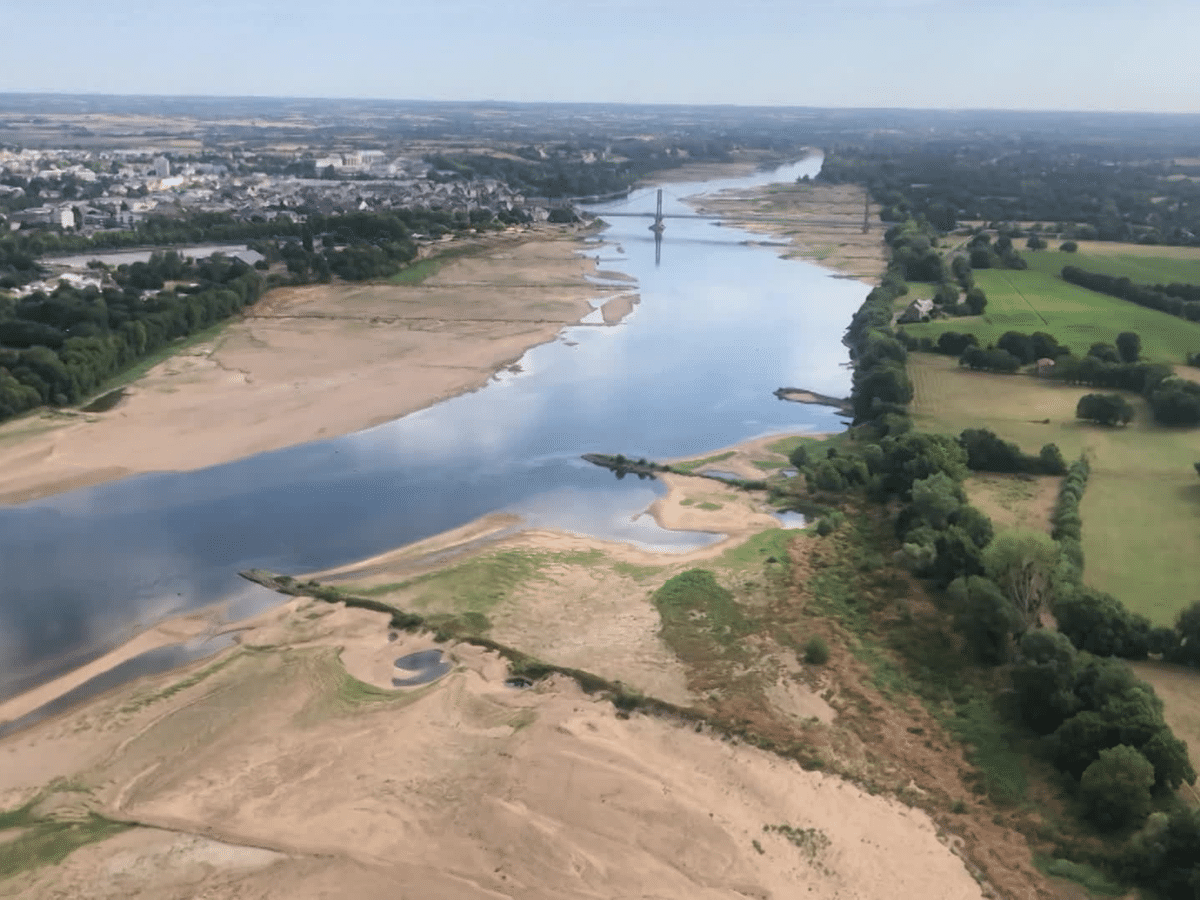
[0,429,816,730]
[0,225,615,506]
[0,167,875,734]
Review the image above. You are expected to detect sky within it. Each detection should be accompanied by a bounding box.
[2,0,1199,113]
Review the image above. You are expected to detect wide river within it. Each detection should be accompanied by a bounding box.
[0,156,867,715]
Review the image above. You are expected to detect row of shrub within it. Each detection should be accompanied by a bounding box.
[1062,265,1200,323]
[959,427,1066,475]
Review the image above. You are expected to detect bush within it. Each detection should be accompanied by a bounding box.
[1080,745,1155,830]
[1076,393,1134,426]
[1060,241,1078,252]
[804,636,830,665]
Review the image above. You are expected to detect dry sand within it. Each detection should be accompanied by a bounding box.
[691,181,888,283]
[0,228,621,505]
[0,598,985,900]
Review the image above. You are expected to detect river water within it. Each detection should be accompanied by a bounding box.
[0,156,866,710]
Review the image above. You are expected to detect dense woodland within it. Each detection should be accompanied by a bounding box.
[0,253,262,418]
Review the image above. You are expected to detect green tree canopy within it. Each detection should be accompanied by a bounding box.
[983,529,1060,632]
[1080,745,1155,830]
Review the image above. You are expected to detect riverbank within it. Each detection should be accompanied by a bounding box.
[0,226,620,505]
[0,431,807,731]
[691,180,888,283]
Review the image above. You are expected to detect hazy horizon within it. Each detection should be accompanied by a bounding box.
[3,0,1198,114]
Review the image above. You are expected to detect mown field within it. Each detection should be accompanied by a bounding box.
[909,354,1200,625]
[902,268,1200,362]
[1023,247,1200,285]
[903,243,1200,363]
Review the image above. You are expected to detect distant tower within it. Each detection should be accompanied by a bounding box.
[153,156,171,178]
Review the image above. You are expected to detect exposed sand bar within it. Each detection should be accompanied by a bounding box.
[0,226,612,505]
[692,180,888,283]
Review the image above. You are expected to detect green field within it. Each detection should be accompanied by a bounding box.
[1023,248,1200,285]
[902,268,1200,363]
[909,354,1200,625]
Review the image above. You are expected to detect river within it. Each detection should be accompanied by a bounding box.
[0,156,867,715]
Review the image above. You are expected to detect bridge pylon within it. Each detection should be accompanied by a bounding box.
[649,189,665,234]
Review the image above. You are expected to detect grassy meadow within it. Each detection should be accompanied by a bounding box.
[902,242,1200,362]
[909,355,1200,625]
[902,268,1200,362]
[1023,247,1200,285]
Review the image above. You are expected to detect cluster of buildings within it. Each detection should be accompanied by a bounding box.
[0,146,544,237]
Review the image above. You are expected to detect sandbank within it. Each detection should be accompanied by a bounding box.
[0,596,985,900]
[0,227,613,505]
[690,181,888,283]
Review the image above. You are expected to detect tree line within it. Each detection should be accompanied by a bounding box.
[0,254,263,418]
[1062,264,1200,323]
[811,271,1200,893]
[899,322,1200,427]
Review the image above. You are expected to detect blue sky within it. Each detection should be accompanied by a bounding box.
[3,0,1198,112]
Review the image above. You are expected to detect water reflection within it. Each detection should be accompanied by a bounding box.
[0,155,865,704]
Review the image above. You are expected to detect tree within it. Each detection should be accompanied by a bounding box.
[1060,241,1078,252]
[1076,392,1134,426]
[1079,745,1155,830]
[1026,234,1048,250]
[1116,331,1142,364]
[1039,443,1067,475]
[983,529,1060,631]
[964,287,988,314]
[1012,630,1081,732]
[1169,600,1200,667]
[951,575,1020,664]
[1088,342,1122,364]
[910,472,963,529]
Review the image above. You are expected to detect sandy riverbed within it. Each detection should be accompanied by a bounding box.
[0,227,624,505]
[0,595,985,900]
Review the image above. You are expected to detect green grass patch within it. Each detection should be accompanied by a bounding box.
[910,354,1200,624]
[766,435,806,457]
[118,651,241,714]
[673,450,736,473]
[358,549,544,614]
[387,256,447,285]
[610,560,663,580]
[695,501,723,511]
[91,320,230,396]
[335,671,403,706]
[752,459,788,471]
[1023,248,1200,286]
[0,813,128,880]
[901,267,1200,363]
[712,528,792,574]
[652,569,754,657]
[945,694,1028,805]
[1033,855,1126,897]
